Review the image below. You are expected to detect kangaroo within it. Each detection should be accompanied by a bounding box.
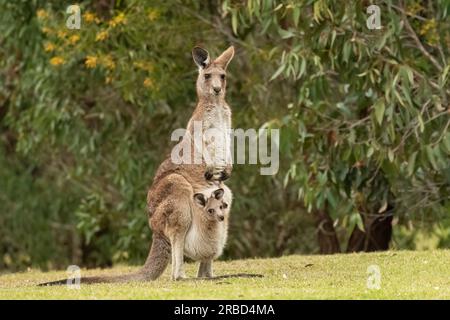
[143,46,235,281]
[189,188,231,278]
[39,46,236,285]
[193,188,229,223]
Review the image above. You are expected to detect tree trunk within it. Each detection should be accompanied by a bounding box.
[347,211,393,252]
[315,209,341,254]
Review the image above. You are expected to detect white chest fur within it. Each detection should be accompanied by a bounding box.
[184,214,228,261]
[203,105,232,166]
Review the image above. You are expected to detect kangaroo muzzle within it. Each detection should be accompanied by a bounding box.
[213,86,221,94]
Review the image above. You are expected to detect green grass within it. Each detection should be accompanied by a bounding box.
[0,250,449,299]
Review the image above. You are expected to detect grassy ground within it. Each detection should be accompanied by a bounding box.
[0,250,449,299]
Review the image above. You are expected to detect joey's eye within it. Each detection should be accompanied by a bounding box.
[222,203,228,209]
[204,74,211,80]
[220,74,226,80]
[208,209,215,214]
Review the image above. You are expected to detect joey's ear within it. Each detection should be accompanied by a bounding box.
[192,46,210,69]
[194,193,206,207]
[213,188,224,200]
[214,46,234,70]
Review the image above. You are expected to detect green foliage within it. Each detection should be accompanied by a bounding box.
[0,149,78,271]
[225,0,449,228]
[0,0,449,271]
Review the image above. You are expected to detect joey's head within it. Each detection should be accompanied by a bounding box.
[192,46,234,101]
[193,188,229,222]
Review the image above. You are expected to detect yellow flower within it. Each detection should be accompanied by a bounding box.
[147,8,159,21]
[420,19,439,45]
[85,56,98,68]
[44,42,56,52]
[109,12,127,27]
[57,30,67,39]
[37,9,48,20]
[105,76,113,84]
[50,56,64,66]
[95,30,108,41]
[41,27,52,35]
[68,34,80,45]
[101,55,115,70]
[83,11,96,23]
[133,61,154,72]
[406,3,423,16]
[133,61,144,69]
[143,78,154,88]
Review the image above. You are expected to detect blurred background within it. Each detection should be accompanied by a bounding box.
[0,0,449,272]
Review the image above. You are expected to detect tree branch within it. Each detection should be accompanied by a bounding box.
[400,6,443,72]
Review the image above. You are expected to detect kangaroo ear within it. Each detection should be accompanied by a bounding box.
[214,46,234,70]
[193,193,206,207]
[213,188,224,200]
[192,46,210,69]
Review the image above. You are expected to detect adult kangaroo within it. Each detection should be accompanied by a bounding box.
[40,46,236,285]
[144,45,235,280]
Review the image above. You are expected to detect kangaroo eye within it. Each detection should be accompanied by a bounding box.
[222,203,228,209]
[204,73,211,80]
[220,74,226,80]
[208,209,215,214]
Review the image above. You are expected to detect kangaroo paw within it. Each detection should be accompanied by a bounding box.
[205,166,227,181]
[204,170,214,180]
[219,170,230,181]
[172,273,188,281]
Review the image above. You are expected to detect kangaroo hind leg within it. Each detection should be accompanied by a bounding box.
[197,260,213,278]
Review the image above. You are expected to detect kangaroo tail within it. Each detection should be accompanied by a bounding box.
[38,272,146,286]
[38,233,171,286]
[139,232,171,280]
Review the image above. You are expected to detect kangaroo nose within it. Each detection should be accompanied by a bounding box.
[213,86,221,94]
[218,215,224,221]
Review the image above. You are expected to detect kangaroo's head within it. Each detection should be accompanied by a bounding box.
[192,46,235,101]
[194,188,228,222]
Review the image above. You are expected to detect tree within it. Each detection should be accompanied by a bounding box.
[224,0,450,252]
